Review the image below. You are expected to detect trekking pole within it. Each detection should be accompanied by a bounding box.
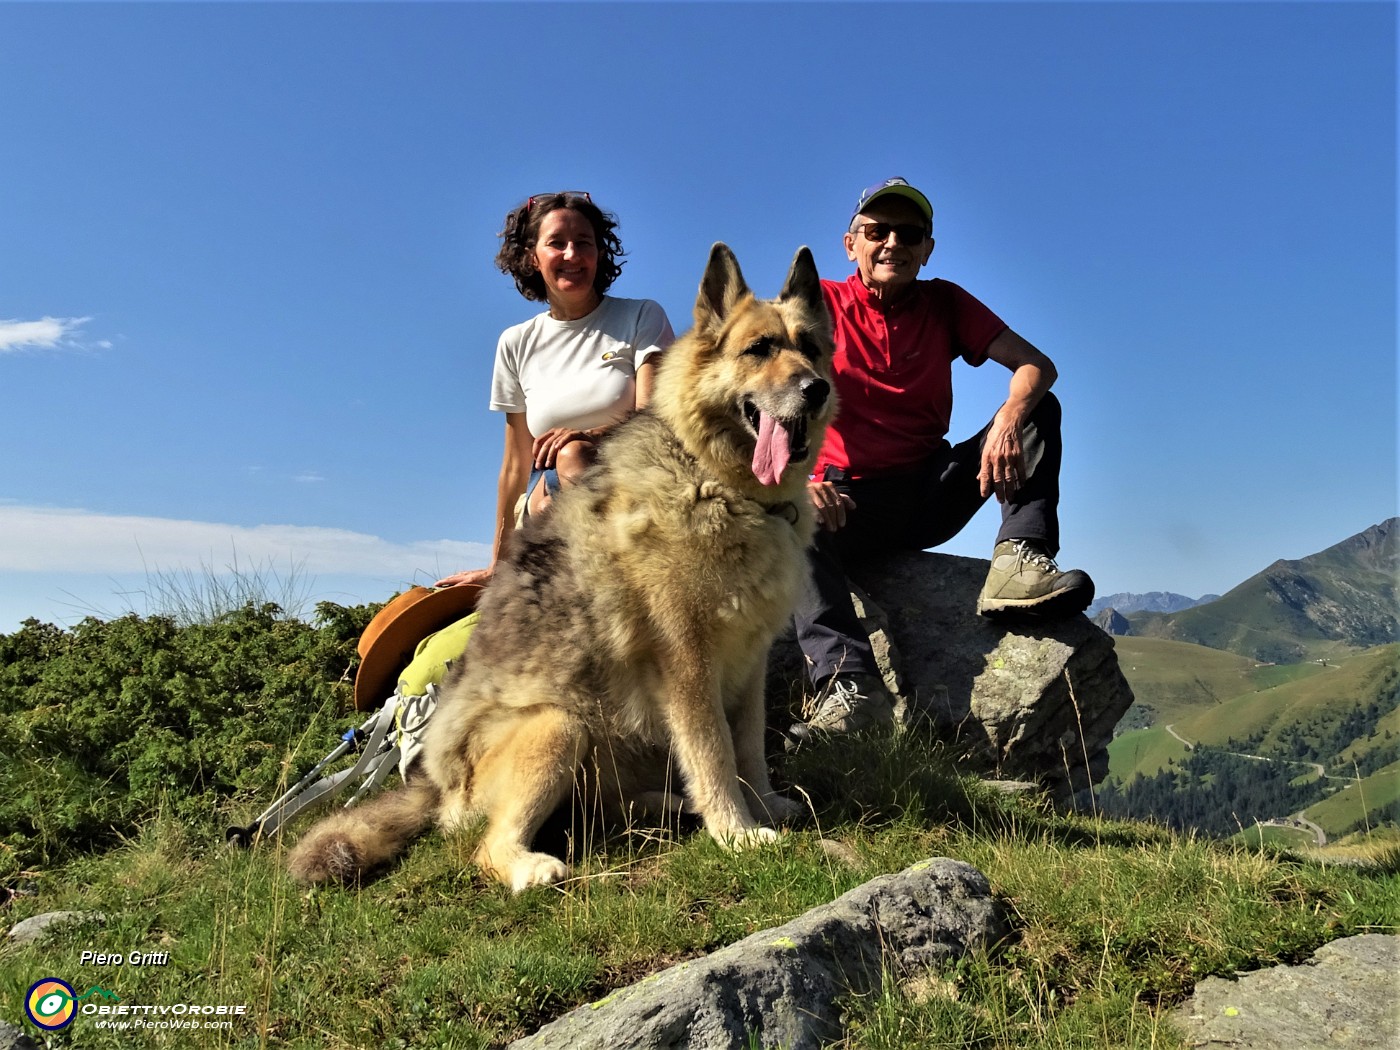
[225,700,397,847]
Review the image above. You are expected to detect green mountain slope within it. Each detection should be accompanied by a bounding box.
[1111,636,1318,726]
[1174,644,1398,757]
[1105,643,1399,832]
[1305,760,1400,837]
[1127,518,1398,662]
[1107,724,1190,781]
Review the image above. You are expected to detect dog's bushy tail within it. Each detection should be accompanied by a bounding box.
[287,780,440,885]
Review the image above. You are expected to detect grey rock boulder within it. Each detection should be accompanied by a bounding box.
[771,551,1135,803]
[1169,934,1400,1048]
[6,910,104,946]
[0,1021,41,1050]
[510,857,1006,1050]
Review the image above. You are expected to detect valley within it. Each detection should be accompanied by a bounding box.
[1095,519,1399,845]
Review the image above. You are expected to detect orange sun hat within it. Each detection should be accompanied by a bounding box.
[353,584,483,711]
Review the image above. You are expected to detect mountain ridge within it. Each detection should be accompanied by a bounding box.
[1086,591,1220,617]
[1124,518,1398,662]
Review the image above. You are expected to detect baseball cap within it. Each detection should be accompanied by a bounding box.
[851,177,934,225]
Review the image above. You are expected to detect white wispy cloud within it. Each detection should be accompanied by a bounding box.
[0,504,488,577]
[0,316,96,354]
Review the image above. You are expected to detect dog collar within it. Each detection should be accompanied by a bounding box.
[765,500,799,525]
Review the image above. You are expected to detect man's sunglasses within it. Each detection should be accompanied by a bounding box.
[527,190,592,210]
[853,221,928,246]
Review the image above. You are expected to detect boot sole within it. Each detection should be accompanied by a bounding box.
[977,582,1094,621]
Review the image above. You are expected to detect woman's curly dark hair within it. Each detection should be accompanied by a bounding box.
[494,193,626,303]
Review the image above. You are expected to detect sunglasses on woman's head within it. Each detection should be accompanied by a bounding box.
[527,190,592,210]
[853,221,928,246]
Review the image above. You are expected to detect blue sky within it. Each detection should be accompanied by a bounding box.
[2,1,1395,633]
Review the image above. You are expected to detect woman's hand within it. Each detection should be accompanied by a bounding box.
[532,428,597,469]
[433,567,493,589]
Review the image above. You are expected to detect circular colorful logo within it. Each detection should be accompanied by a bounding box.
[25,977,77,1030]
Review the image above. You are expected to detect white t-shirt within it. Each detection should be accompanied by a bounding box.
[490,296,675,436]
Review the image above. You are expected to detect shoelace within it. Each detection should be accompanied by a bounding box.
[816,678,863,718]
[1011,539,1059,572]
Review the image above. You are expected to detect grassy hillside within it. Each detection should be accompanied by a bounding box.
[1128,603,1337,664]
[1175,644,1397,756]
[1107,725,1190,782]
[1306,760,1400,838]
[1105,643,1398,835]
[1340,688,1400,771]
[1111,637,1261,725]
[1112,643,1396,756]
[1232,823,1320,850]
[1,731,1397,1050]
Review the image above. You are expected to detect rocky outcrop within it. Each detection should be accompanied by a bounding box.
[509,857,1006,1050]
[770,551,1134,805]
[1169,934,1400,1048]
[1094,607,1131,635]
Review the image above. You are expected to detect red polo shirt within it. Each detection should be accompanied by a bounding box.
[814,274,1007,478]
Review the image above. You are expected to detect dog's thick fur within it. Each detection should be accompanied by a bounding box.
[288,244,835,892]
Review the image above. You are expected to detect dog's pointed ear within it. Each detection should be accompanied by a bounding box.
[695,242,749,330]
[778,246,822,314]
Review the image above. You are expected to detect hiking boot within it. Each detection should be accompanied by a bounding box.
[786,672,896,745]
[976,539,1095,620]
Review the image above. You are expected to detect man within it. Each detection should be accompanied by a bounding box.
[788,177,1094,742]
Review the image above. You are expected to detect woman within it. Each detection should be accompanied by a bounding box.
[437,192,673,587]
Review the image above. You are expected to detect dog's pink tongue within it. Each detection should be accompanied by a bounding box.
[752,411,792,486]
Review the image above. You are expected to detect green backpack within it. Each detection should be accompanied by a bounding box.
[398,611,480,696]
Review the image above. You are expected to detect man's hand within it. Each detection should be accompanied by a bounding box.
[978,414,1026,503]
[808,480,855,531]
[981,328,1055,504]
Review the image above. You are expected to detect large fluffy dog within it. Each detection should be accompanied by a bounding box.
[289,244,835,892]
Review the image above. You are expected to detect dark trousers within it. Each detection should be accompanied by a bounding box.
[793,392,1064,685]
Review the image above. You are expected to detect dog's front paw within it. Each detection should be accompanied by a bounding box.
[509,852,569,893]
[712,824,781,852]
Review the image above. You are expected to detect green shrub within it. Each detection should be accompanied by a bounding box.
[0,601,376,873]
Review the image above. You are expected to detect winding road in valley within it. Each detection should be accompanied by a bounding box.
[1164,723,1193,749]
[1162,724,1333,845]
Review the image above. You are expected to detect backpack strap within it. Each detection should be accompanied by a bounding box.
[394,687,439,780]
